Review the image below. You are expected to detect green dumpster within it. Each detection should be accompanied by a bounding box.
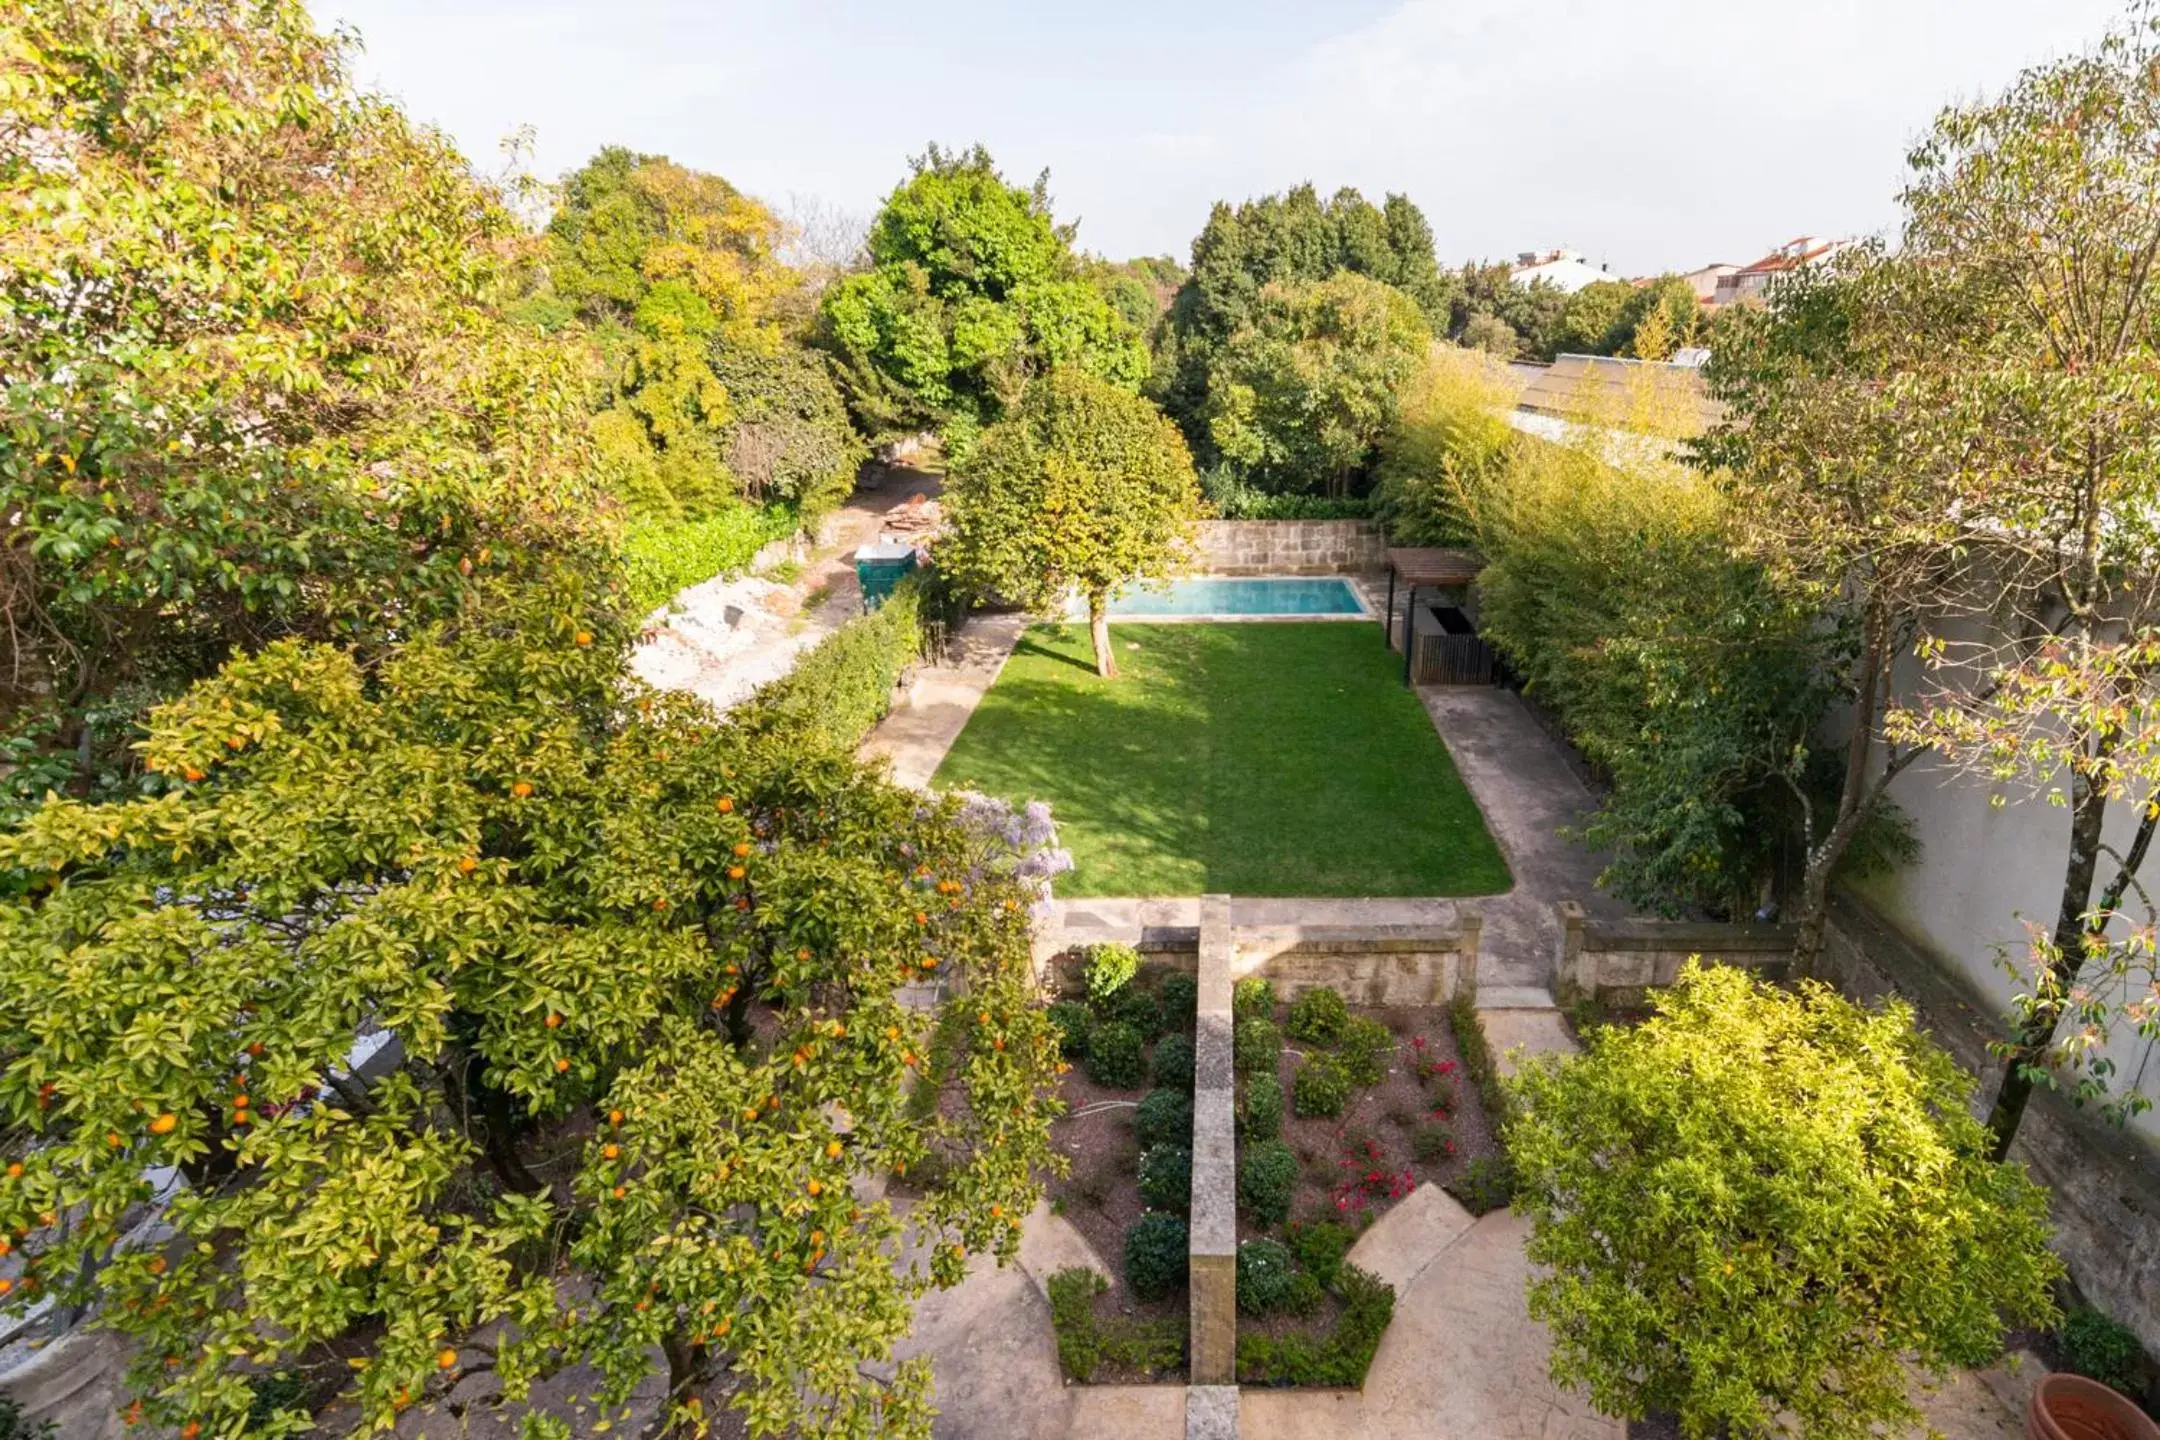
[854,543,918,612]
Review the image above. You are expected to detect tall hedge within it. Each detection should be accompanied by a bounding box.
[734,579,923,750]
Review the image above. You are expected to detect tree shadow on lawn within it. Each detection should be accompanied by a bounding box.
[1007,632,1102,678]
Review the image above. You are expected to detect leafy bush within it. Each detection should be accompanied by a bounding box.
[1235,1263,1397,1386]
[1097,983,1163,1038]
[1238,1139,1298,1229]
[1150,1032,1196,1092]
[1286,1219,1356,1291]
[624,503,798,613]
[1047,1001,1092,1059]
[1371,346,1516,547]
[1293,1054,1352,1118]
[1157,972,1199,1028]
[1448,992,1509,1126]
[1124,1214,1190,1302]
[733,578,922,751]
[1412,1122,1456,1164]
[705,339,866,528]
[1241,1073,1283,1142]
[1446,1154,1516,1216]
[1234,1016,1283,1074]
[1085,942,1141,1003]
[1509,963,2061,1439]
[1285,1271,1326,1317]
[1336,1015,1394,1088]
[1048,1267,1107,1381]
[1135,1088,1194,1150]
[1233,976,1278,1025]
[2059,1307,2146,1397]
[0,1394,53,1440]
[1086,1021,1146,1090]
[1286,987,1348,1045]
[1202,466,1372,520]
[1138,1145,1192,1212]
[1237,1239,1298,1315]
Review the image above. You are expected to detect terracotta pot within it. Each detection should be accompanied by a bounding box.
[2028,1373,2160,1440]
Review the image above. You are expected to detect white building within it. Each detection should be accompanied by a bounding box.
[1507,247,1613,294]
[1710,235,1852,306]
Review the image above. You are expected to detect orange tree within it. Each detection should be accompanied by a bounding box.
[0,570,1062,1437]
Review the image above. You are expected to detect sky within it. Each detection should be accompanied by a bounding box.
[317,0,2124,278]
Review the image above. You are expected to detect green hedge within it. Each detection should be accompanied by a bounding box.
[733,578,923,751]
[624,503,797,613]
[1236,1263,1395,1387]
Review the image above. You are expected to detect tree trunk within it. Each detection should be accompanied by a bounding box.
[1987,746,2115,1157]
[1089,594,1116,679]
[461,1058,545,1196]
[1792,599,1889,973]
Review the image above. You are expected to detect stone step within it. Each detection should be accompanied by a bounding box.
[1474,985,1557,1010]
[1187,1385,1238,1440]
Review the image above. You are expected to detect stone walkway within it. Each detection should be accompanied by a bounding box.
[1416,687,1630,992]
[860,610,1030,789]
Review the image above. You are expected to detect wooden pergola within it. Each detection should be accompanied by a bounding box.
[1385,548,1485,685]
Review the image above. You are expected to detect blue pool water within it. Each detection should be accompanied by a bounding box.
[1079,576,1366,618]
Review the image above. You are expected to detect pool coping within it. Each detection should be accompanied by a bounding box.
[1065,573,1376,624]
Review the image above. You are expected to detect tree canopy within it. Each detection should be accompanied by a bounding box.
[1513,963,2059,1440]
[818,146,1149,447]
[939,371,1201,677]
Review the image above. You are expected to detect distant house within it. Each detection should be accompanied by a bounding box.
[1681,263,1738,303]
[1508,247,1612,294]
[1711,235,1852,307]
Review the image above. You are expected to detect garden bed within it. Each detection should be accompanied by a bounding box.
[1228,982,1513,1386]
[1042,954,1199,1384]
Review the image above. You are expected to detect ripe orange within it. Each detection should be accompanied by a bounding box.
[510,781,534,799]
[181,1423,201,1440]
[573,630,593,647]
[602,1144,619,1161]
[608,1108,623,1126]
[4,1163,20,1179]
[149,1112,177,1136]
[733,843,751,858]
[806,1179,823,1197]
[458,856,478,875]
[437,1347,459,1371]
[182,768,205,783]
[826,1140,842,1158]
[543,1013,561,1029]
[715,796,734,813]
[106,1131,123,1148]
[612,1185,626,1199]
[727,866,745,881]
[554,1058,571,1073]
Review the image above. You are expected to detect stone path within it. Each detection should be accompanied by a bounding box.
[1417,687,1631,992]
[633,468,943,714]
[860,610,1030,789]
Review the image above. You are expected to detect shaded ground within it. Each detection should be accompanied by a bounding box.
[934,623,1511,897]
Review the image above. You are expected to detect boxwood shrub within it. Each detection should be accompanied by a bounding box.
[1337,1015,1394,1087]
[1234,1016,1283,1074]
[1124,1214,1190,1301]
[1232,975,1277,1025]
[1158,972,1199,1028]
[1134,1088,1194,1150]
[1047,1001,1092,1060]
[1138,1145,1192,1212]
[1150,1032,1195,1091]
[1097,984,1162,1039]
[1241,1073,1283,1142]
[1238,1139,1298,1229]
[1286,986,1348,1045]
[1237,1239,1297,1315]
[1235,1263,1396,1386]
[1086,1020,1146,1090]
[1286,1218,1356,1290]
[1293,1053,1353,1118]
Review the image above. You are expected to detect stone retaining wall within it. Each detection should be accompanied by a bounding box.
[1553,900,1794,1008]
[1045,913,1480,1008]
[1196,520,1386,576]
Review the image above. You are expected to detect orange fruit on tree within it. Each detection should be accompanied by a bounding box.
[437,1347,458,1370]
[510,781,533,799]
[727,866,745,881]
[149,1112,177,1136]
[573,630,593,646]
[602,1144,619,1161]
[554,1058,571,1073]
[715,796,734,813]
[543,1013,561,1029]
[608,1109,623,1126]
[458,856,478,875]
[733,843,752,858]
[181,1424,201,1440]
[182,768,205,783]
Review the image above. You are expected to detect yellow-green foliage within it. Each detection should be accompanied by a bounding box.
[1511,963,2060,1439]
[1371,345,1518,544]
[622,504,797,614]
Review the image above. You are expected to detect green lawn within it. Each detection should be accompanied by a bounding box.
[933,623,1512,897]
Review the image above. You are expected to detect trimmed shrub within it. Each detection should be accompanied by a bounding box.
[1293,1053,1353,1118]
[1285,1271,1326,1317]
[1085,942,1141,1003]
[1233,1263,1397,1387]
[1446,1154,1516,1216]
[1241,1073,1283,1142]
[1232,975,1277,1025]
[1286,1219,1356,1291]
[1138,1145,1192,1212]
[1157,972,1199,1028]
[1286,987,1348,1045]
[1124,1214,1190,1301]
[1234,1016,1283,1074]
[1449,991,1510,1125]
[1086,1020,1146,1090]
[1237,1239,1297,1316]
[1337,1015,1394,1088]
[1238,1139,1298,1230]
[1048,1266,1107,1381]
[1411,1122,1456,1163]
[1134,1088,1194,1150]
[1150,1032,1196,1091]
[732,578,921,750]
[2060,1308,2145,1397]
[1047,1001,1092,1059]
[1098,984,1163,1038]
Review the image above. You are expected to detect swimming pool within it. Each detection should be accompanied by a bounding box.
[1071,575,1370,619]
